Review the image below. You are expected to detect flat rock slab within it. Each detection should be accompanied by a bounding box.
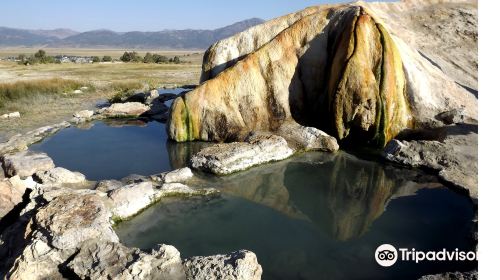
[34,167,86,186]
[0,121,70,155]
[384,124,478,199]
[1,151,55,178]
[184,250,262,280]
[190,135,294,175]
[100,102,150,117]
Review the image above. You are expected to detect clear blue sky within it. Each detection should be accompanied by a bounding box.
[0,0,383,31]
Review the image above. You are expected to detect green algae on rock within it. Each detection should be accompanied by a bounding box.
[167,5,412,148]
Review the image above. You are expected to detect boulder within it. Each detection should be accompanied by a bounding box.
[34,167,86,185]
[68,241,186,280]
[1,151,55,178]
[108,182,158,220]
[100,102,149,118]
[184,250,262,280]
[276,121,339,152]
[158,167,194,183]
[108,180,219,220]
[0,180,24,220]
[169,2,476,148]
[190,134,294,175]
[33,193,119,250]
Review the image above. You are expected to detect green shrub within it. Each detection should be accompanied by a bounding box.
[102,55,112,62]
[120,51,142,63]
[92,56,101,63]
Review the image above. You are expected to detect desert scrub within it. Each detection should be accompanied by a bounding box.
[107,81,145,103]
[0,78,89,107]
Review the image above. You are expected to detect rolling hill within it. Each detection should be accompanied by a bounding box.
[0,18,265,49]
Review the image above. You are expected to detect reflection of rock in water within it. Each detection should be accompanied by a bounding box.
[209,158,305,219]
[202,151,438,241]
[102,119,148,127]
[166,141,213,170]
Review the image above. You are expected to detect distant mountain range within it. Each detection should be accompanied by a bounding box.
[0,18,265,49]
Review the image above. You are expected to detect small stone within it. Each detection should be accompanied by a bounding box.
[73,89,83,94]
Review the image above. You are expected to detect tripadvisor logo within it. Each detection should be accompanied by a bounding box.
[375,244,477,267]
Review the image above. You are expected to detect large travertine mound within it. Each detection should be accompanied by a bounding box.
[169,1,477,148]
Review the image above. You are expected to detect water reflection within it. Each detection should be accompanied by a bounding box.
[30,117,212,180]
[116,151,475,279]
[199,151,440,241]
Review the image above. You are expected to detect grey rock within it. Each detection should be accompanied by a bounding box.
[190,134,294,175]
[109,180,218,220]
[34,167,86,185]
[33,193,119,250]
[100,102,150,118]
[68,241,186,280]
[158,167,194,183]
[108,182,158,220]
[161,183,218,197]
[184,250,262,280]
[418,270,477,280]
[276,121,339,152]
[1,151,55,178]
[384,124,477,199]
[436,108,466,125]
[95,179,124,192]
[0,121,70,155]
[121,174,149,184]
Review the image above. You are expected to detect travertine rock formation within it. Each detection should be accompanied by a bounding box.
[168,1,477,148]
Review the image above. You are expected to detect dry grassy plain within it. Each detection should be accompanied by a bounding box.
[0,49,204,140]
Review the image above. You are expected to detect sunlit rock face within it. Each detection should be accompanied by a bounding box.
[168,5,411,147]
[168,1,477,148]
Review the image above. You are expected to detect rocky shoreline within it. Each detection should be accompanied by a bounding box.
[0,146,262,279]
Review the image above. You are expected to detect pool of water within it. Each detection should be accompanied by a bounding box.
[26,95,477,279]
[29,119,210,180]
[115,152,476,280]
